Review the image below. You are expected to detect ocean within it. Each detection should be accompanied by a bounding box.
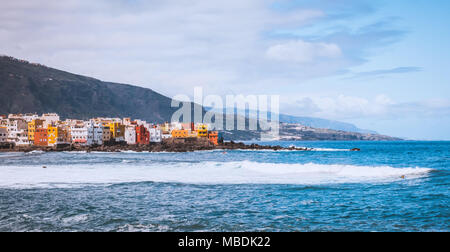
[0,141,448,232]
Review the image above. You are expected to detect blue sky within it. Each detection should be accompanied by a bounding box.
[0,0,449,139]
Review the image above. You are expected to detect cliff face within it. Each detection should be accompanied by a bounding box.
[0,56,180,123]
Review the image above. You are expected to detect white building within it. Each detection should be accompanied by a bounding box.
[6,118,27,132]
[41,113,60,127]
[149,128,162,143]
[70,124,88,145]
[0,118,7,127]
[8,113,38,122]
[8,131,29,146]
[86,121,103,146]
[122,118,132,126]
[6,118,29,146]
[23,113,39,122]
[124,126,136,145]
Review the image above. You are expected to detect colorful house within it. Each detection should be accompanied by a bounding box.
[196,124,208,137]
[136,125,149,144]
[171,129,189,138]
[47,126,70,146]
[34,128,48,146]
[108,122,125,141]
[47,126,58,146]
[208,131,219,145]
[28,119,44,143]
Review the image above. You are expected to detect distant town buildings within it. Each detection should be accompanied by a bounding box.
[0,113,220,147]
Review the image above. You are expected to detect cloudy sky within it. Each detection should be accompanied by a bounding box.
[1,0,449,139]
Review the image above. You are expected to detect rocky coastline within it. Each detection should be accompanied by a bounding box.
[0,139,361,153]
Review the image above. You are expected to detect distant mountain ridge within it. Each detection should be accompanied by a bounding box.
[206,107,377,134]
[277,114,377,134]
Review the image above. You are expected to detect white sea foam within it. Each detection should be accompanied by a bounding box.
[0,161,433,188]
[310,148,350,152]
[0,152,25,158]
[236,147,350,152]
[26,150,45,154]
[289,146,350,151]
[119,150,150,153]
[62,214,89,224]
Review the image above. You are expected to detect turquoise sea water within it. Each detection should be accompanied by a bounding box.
[0,141,448,231]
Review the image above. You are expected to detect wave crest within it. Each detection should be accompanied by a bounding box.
[0,161,433,188]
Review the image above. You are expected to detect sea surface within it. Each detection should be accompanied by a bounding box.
[0,141,448,232]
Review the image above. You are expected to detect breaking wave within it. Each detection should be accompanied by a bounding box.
[0,161,433,188]
[310,148,350,152]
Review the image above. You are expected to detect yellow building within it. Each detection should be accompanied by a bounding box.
[47,126,70,146]
[28,119,44,142]
[196,124,208,137]
[107,122,125,139]
[47,126,58,146]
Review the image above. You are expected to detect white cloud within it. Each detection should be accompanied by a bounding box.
[282,95,450,120]
[0,0,411,99]
[266,40,342,63]
[0,0,327,96]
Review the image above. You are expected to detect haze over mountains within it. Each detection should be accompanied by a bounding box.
[206,107,377,134]
[0,55,391,140]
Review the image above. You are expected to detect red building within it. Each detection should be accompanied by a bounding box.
[135,125,149,144]
[34,128,48,146]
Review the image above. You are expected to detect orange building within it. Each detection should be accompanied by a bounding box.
[34,128,48,146]
[208,131,218,145]
[171,129,189,138]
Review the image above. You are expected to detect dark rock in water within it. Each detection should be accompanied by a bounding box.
[351,148,361,151]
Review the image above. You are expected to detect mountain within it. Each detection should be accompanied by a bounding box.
[277,114,377,134]
[0,55,189,123]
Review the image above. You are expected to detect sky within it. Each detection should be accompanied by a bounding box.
[0,0,449,139]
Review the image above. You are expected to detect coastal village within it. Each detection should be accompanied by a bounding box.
[0,113,220,149]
